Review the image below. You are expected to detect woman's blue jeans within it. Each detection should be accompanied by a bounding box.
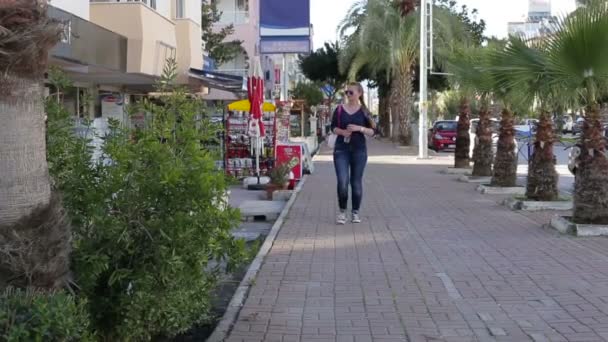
[333,146,368,213]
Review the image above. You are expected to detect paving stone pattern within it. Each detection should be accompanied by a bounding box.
[226,141,608,342]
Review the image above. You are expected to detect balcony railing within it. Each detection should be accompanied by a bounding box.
[216,10,249,25]
[49,5,128,72]
[90,0,157,10]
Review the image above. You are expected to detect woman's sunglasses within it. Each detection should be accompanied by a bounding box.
[344,90,355,96]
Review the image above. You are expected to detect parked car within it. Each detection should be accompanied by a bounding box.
[470,118,499,157]
[573,116,585,135]
[515,118,539,138]
[428,120,457,151]
[561,115,574,134]
[469,118,519,159]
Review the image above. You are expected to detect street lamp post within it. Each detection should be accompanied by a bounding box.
[418,0,429,159]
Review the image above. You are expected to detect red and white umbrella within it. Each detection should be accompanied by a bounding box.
[247,57,265,181]
[247,76,265,138]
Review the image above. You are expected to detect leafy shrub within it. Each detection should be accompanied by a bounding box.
[46,61,248,340]
[0,288,94,342]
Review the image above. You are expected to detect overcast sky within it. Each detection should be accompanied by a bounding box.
[310,0,577,49]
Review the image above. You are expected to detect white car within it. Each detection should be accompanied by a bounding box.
[562,115,574,134]
[469,118,499,157]
[469,118,518,159]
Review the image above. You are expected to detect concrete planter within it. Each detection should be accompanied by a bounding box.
[550,216,608,236]
[441,167,472,176]
[272,190,294,201]
[458,175,492,183]
[476,184,526,195]
[503,197,573,211]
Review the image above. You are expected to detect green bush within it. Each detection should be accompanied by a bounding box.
[0,288,94,342]
[46,61,248,340]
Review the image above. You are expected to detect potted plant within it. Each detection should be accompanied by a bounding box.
[266,157,300,200]
[266,162,291,199]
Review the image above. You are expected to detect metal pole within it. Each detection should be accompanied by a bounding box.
[281,54,288,101]
[418,0,429,159]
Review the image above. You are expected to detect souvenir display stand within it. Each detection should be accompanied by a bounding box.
[224,101,277,178]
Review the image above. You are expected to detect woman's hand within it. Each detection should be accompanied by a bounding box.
[335,128,352,137]
[347,124,373,136]
[347,124,364,133]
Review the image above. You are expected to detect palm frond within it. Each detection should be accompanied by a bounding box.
[337,0,367,40]
[445,46,494,101]
[544,0,608,104]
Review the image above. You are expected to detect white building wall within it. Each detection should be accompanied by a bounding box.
[186,0,202,26]
[155,0,172,19]
[50,0,89,19]
[529,0,551,14]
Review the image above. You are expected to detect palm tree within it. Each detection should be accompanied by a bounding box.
[491,108,518,186]
[342,0,466,145]
[446,47,494,176]
[489,37,560,200]
[545,0,608,223]
[0,0,69,289]
[487,44,524,187]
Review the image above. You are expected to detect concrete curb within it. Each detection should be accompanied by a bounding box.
[550,215,608,237]
[503,198,573,211]
[207,176,308,342]
[440,167,472,176]
[476,184,526,195]
[458,175,492,183]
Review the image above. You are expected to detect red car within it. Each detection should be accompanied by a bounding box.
[428,120,457,151]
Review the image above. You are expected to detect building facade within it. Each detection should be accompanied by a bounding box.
[48,0,250,122]
[507,0,556,39]
[210,0,312,101]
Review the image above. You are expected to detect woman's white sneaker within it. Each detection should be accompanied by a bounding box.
[352,213,361,223]
[337,212,347,225]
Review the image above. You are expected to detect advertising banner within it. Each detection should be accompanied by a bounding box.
[275,144,303,180]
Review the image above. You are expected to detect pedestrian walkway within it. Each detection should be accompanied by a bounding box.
[227,140,608,342]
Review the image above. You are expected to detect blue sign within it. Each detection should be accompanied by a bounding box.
[260,0,310,36]
[260,0,311,54]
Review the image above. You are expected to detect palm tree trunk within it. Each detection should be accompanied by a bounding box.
[491,107,518,187]
[378,81,391,139]
[0,75,71,289]
[0,0,69,290]
[396,68,413,146]
[454,97,471,168]
[573,104,608,224]
[472,106,493,177]
[390,85,400,143]
[526,111,558,201]
[378,95,389,138]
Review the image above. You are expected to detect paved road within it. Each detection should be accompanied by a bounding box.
[226,140,608,342]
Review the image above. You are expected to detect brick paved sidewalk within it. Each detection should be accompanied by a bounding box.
[226,140,608,342]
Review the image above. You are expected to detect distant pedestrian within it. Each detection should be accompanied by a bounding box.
[330,82,376,224]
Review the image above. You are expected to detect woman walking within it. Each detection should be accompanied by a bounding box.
[331,82,376,224]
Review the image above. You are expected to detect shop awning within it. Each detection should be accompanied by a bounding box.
[228,99,276,112]
[189,68,246,93]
